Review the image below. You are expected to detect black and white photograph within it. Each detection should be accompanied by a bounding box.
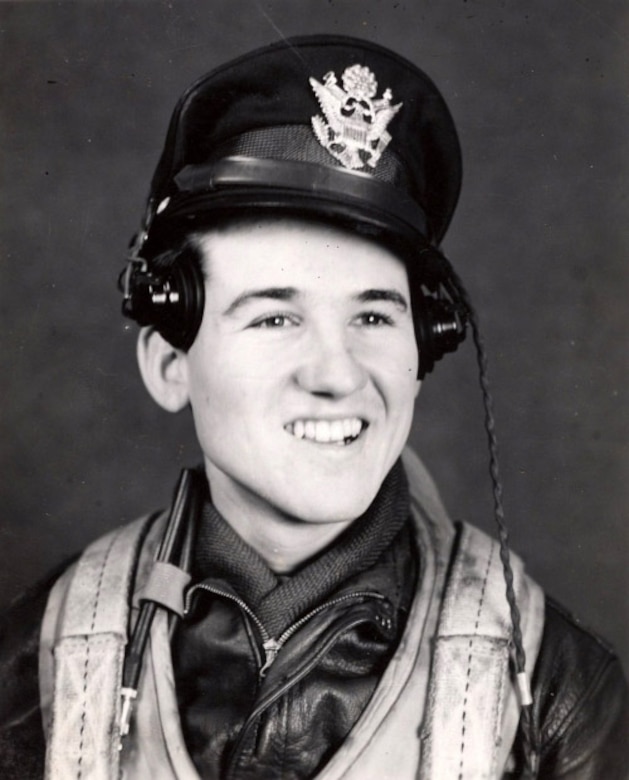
[1,1,627,777]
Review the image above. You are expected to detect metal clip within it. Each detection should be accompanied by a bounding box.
[121,256,148,301]
[118,686,138,749]
[516,671,533,707]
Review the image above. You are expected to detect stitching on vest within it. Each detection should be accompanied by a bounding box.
[457,539,494,780]
[76,530,120,779]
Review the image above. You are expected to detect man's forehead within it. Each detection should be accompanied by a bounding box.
[193,213,380,243]
[192,216,410,286]
[193,213,405,257]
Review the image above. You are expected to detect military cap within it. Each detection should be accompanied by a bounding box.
[135,34,462,259]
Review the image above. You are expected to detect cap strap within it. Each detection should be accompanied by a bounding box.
[171,156,428,239]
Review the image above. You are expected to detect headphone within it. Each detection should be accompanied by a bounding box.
[119,241,467,379]
[120,244,205,353]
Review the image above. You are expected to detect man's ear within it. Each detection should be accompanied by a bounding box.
[136,327,190,412]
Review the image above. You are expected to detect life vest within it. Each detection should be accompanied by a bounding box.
[39,449,545,779]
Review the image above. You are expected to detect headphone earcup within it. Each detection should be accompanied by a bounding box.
[415,293,466,379]
[122,247,205,351]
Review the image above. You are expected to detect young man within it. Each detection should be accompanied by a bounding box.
[1,35,627,779]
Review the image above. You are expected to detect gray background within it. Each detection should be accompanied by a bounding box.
[1,0,627,672]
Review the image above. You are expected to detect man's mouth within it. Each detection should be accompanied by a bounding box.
[284,417,367,446]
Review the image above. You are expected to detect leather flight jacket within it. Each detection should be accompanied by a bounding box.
[173,522,416,779]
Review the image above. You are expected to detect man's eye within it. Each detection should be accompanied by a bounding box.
[250,313,300,329]
[355,311,394,326]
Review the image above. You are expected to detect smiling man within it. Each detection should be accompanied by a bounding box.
[139,219,421,569]
[1,35,627,780]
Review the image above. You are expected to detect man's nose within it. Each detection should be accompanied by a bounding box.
[295,327,368,397]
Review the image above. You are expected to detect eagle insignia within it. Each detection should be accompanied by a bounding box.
[309,64,402,170]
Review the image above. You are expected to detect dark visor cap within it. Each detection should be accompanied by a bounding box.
[139,35,462,257]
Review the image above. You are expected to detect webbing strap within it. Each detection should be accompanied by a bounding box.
[44,518,149,780]
[140,561,191,617]
[419,523,545,779]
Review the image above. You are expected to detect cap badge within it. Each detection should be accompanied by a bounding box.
[309,64,402,171]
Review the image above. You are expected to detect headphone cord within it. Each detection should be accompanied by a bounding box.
[119,468,202,744]
[443,260,539,777]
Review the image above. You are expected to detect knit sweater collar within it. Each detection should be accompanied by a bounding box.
[191,460,410,636]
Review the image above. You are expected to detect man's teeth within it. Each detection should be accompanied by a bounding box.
[287,418,364,444]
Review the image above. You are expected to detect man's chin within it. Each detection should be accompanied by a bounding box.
[278,454,398,523]
[282,485,381,526]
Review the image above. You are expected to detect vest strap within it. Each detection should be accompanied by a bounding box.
[419,523,545,779]
[42,517,151,780]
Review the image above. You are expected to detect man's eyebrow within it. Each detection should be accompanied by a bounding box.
[354,289,409,311]
[223,287,299,316]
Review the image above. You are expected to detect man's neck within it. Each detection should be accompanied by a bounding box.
[206,467,356,574]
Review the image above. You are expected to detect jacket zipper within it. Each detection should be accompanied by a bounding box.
[224,603,389,780]
[184,583,386,677]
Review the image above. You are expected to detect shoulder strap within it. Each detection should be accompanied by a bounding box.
[40,516,150,780]
[316,449,456,780]
[419,522,545,779]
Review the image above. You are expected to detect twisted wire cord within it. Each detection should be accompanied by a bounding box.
[438,257,539,775]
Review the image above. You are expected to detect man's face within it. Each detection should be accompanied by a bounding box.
[183,217,420,527]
